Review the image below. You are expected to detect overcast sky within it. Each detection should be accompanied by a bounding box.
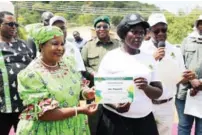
[137,0,202,14]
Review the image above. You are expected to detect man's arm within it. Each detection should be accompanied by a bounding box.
[81,43,96,76]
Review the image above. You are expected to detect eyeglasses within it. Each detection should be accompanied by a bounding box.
[152,28,167,35]
[2,22,19,27]
[95,25,109,30]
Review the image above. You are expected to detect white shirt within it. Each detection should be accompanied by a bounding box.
[73,39,87,50]
[98,48,159,118]
[64,40,86,71]
[140,39,186,99]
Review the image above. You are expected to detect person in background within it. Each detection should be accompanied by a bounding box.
[16,26,97,135]
[175,14,202,135]
[73,31,87,51]
[25,11,54,37]
[26,11,54,58]
[41,11,54,26]
[82,15,121,87]
[49,16,86,72]
[81,15,122,135]
[97,13,163,135]
[140,13,196,135]
[0,11,33,135]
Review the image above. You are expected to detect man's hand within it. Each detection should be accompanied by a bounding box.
[183,70,196,81]
[190,79,201,89]
[190,88,199,96]
[153,47,165,61]
[179,70,196,84]
[189,79,202,96]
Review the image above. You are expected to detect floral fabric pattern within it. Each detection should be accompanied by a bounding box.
[16,56,90,135]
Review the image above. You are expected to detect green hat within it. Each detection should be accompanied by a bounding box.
[93,16,110,27]
[32,26,63,48]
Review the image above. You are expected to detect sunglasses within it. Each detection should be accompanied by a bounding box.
[95,25,109,30]
[152,28,167,35]
[2,22,19,27]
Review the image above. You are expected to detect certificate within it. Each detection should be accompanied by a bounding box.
[184,90,202,118]
[94,76,134,104]
[156,58,182,86]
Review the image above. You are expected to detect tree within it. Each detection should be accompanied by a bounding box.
[111,16,122,26]
[76,14,94,25]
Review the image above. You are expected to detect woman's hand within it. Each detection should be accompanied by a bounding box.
[105,102,131,113]
[116,102,131,113]
[134,77,148,90]
[82,87,95,100]
[80,104,98,115]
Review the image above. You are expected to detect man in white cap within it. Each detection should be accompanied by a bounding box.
[49,16,86,72]
[141,13,196,135]
[175,14,202,135]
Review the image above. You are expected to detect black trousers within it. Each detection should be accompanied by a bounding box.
[88,104,104,135]
[97,108,159,135]
[0,112,20,135]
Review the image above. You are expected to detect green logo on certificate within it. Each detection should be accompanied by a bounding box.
[94,77,134,104]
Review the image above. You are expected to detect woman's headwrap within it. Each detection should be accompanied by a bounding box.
[32,26,63,48]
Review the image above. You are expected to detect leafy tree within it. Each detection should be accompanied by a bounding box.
[76,14,94,25]
[14,1,202,44]
[54,12,69,19]
[111,16,123,26]
[165,7,202,44]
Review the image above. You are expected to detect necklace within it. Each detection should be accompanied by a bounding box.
[40,59,58,68]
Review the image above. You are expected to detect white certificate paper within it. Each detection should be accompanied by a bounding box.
[184,90,202,118]
[94,77,134,104]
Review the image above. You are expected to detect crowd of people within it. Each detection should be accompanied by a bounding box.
[0,7,202,135]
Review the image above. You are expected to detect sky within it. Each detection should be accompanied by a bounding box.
[137,0,202,14]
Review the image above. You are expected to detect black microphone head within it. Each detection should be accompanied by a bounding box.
[158,41,165,48]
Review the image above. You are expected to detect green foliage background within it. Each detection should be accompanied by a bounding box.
[12,1,202,44]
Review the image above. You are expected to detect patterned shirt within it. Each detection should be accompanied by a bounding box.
[0,39,34,113]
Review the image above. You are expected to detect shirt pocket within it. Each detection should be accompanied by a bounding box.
[87,53,99,67]
[184,47,196,67]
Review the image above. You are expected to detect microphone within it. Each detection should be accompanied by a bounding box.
[158,41,165,48]
[158,41,165,61]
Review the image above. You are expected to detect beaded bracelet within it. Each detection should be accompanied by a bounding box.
[82,90,88,100]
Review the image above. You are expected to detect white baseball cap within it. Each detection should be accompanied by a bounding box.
[49,16,66,26]
[195,15,202,27]
[148,13,167,27]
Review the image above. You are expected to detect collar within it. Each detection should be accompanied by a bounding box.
[0,38,17,43]
[147,39,173,51]
[75,38,83,43]
[95,37,113,46]
[188,31,202,43]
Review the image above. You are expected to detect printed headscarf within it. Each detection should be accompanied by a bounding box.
[32,26,63,48]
